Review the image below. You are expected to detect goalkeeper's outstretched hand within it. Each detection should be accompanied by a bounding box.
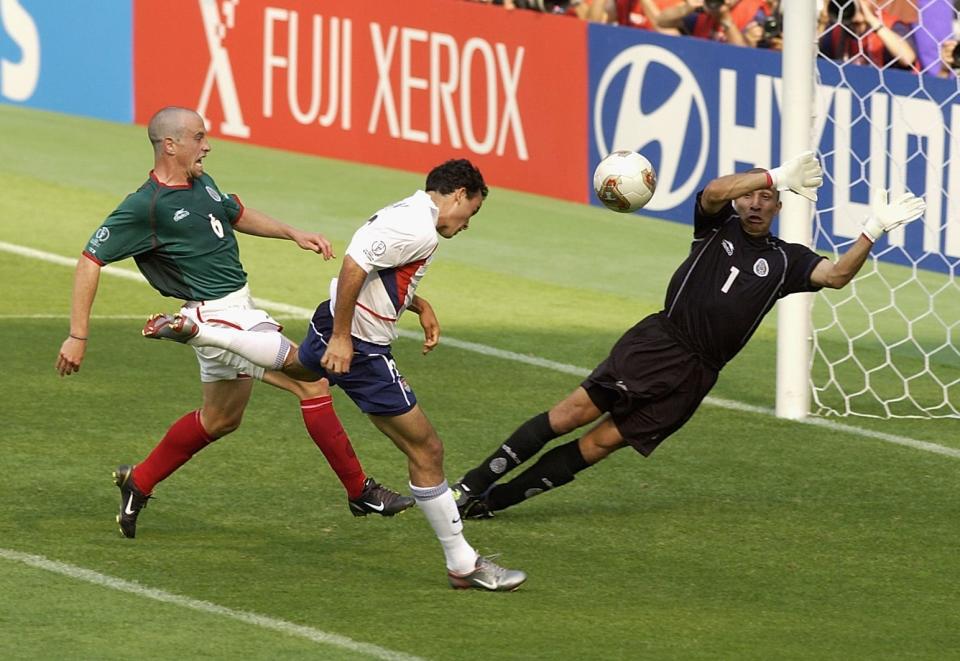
[767,151,824,202]
[862,189,926,242]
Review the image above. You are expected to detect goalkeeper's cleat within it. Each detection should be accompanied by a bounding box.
[113,465,150,539]
[451,480,495,520]
[142,313,198,343]
[348,477,415,517]
[448,555,527,592]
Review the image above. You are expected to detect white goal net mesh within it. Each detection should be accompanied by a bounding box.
[811,0,960,417]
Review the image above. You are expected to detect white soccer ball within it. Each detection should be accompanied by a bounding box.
[593,150,657,213]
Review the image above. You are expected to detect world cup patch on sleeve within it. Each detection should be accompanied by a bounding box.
[90,227,110,248]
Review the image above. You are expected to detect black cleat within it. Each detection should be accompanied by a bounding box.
[348,477,415,517]
[451,480,495,520]
[113,465,150,538]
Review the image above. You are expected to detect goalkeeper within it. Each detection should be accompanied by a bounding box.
[450,151,926,518]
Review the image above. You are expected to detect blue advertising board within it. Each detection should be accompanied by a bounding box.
[0,0,132,122]
[588,23,960,272]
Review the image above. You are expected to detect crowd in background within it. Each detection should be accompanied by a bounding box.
[464,0,960,78]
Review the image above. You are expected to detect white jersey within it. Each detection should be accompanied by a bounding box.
[331,190,439,344]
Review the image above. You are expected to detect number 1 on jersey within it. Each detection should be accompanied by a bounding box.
[721,266,740,294]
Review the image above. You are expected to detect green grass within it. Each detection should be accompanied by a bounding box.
[1,105,959,659]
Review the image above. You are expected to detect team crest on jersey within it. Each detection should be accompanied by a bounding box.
[90,227,110,248]
[722,239,734,256]
[753,258,769,277]
[173,208,190,222]
[205,185,222,202]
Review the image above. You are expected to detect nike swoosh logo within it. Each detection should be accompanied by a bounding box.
[452,517,461,524]
[362,501,385,512]
[472,577,496,589]
[123,493,136,516]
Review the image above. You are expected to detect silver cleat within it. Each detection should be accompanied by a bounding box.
[448,555,527,592]
[142,313,198,343]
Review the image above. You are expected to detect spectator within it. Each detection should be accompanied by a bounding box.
[913,0,955,75]
[616,0,686,33]
[818,0,917,70]
[573,0,616,22]
[752,0,782,50]
[657,0,771,48]
[934,36,959,78]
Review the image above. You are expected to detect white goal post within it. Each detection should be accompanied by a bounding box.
[777,0,960,420]
[776,0,819,419]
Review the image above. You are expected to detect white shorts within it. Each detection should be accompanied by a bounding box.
[179,284,282,383]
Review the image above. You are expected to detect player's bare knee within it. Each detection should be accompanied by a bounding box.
[287,377,329,400]
[408,433,444,471]
[550,393,600,433]
[201,409,244,437]
[300,378,329,398]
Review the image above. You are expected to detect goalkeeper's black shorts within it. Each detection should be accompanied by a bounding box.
[582,312,719,457]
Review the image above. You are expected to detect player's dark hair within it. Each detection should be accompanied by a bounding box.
[425,159,488,199]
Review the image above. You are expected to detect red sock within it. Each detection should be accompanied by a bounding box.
[301,396,367,499]
[132,410,213,494]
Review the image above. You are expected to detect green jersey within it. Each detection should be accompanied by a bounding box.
[83,171,248,300]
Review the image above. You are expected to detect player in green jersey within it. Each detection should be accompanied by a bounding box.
[55,107,413,538]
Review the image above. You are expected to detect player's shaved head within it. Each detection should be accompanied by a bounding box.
[147,107,200,150]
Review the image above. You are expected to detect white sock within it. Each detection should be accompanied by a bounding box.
[189,325,290,370]
[410,481,478,574]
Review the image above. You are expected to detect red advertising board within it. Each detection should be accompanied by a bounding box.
[134,0,588,202]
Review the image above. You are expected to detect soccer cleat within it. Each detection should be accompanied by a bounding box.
[348,477,416,517]
[451,480,495,520]
[448,555,527,592]
[113,464,150,538]
[142,313,198,343]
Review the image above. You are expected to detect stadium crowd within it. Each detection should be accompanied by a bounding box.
[464,0,960,78]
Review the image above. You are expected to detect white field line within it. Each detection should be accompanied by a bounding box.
[0,549,423,661]
[5,240,957,459]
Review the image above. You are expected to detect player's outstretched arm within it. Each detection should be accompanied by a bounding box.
[810,188,926,289]
[234,207,335,260]
[861,189,926,243]
[56,256,101,377]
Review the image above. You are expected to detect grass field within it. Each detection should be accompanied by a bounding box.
[2,104,959,660]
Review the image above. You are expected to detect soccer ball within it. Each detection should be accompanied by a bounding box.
[593,150,657,213]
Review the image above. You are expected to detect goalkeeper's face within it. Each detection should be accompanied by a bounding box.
[734,189,781,237]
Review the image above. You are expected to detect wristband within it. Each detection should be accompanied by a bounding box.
[861,216,884,243]
[764,171,774,188]
[69,334,88,341]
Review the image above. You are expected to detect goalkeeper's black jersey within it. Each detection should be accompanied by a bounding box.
[662,192,825,368]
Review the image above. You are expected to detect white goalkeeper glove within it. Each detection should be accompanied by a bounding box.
[861,189,926,243]
[767,150,824,202]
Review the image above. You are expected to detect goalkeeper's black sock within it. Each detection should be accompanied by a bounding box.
[461,412,558,493]
[484,439,589,512]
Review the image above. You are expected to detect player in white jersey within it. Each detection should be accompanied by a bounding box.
[143,159,527,592]
[330,188,439,346]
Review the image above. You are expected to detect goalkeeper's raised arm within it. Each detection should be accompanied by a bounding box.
[700,151,824,215]
[810,187,926,289]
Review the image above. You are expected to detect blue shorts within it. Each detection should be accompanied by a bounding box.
[298,301,417,416]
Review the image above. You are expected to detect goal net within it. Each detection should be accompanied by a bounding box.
[810,0,960,418]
